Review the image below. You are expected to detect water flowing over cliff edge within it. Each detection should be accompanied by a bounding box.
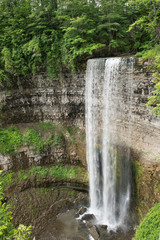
[85,57,135,230]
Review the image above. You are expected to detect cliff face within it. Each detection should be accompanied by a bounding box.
[0,57,160,216]
[106,58,160,164]
[0,58,160,164]
[0,72,85,127]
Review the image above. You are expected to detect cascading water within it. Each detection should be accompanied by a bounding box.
[85,57,135,230]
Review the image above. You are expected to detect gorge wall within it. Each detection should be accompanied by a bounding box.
[0,57,160,218]
[0,72,85,127]
[0,58,159,162]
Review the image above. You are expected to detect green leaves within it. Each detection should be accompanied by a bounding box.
[134,203,160,240]
[0,0,159,79]
[0,0,135,78]
[127,0,160,51]
[147,80,160,116]
[0,126,23,155]
[1,47,13,74]
[61,13,105,70]
[12,225,32,240]
[141,45,160,116]
[0,123,65,155]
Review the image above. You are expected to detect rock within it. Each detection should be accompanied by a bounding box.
[99,224,107,230]
[96,224,109,239]
[77,220,87,231]
[81,213,96,222]
[78,206,87,215]
[89,226,99,240]
[86,221,93,229]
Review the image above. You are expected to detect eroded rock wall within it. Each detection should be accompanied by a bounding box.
[0,58,160,172]
[0,72,85,127]
[110,58,160,164]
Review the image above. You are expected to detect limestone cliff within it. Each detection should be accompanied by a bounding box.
[0,57,160,219]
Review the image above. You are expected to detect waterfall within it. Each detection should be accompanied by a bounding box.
[85,57,135,230]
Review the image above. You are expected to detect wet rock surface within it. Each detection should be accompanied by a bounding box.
[37,209,135,240]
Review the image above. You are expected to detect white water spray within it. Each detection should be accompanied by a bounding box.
[85,57,135,230]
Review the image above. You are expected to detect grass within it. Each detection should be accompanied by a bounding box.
[0,164,85,191]
[37,122,57,131]
[30,164,82,179]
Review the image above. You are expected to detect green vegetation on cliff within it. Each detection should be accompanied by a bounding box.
[0,123,83,155]
[144,46,160,116]
[127,0,160,115]
[134,203,160,240]
[0,126,23,155]
[0,164,86,191]
[0,125,62,155]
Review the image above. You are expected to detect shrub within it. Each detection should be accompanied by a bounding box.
[134,203,160,240]
[0,126,23,155]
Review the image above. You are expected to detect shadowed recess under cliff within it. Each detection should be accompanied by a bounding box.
[85,57,135,230]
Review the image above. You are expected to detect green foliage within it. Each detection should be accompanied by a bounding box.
[127,0,160,51]
[0,171,14,190]
[12,224,32,240]
[0,0,160,101]
[0,177,32,239]
[146,81,160,116]
[24,128,44,153]
[48,164,81,178]
[0,0,154,79]
[17,170,28,183]
[37,122,56,131]
[64,125,79,143]
[0,164,83,191]
[30,164,82,179]
[61,13,105,71]
[134,203,160,240]
[0,124,64,155]
[24,128,63,153]
[0,126,23,155]
[142,45,160,60]
[1,47,13,74]
[80,134,86,141]
[142,45,160,116]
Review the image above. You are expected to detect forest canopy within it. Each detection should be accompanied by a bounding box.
[0,0,160,81]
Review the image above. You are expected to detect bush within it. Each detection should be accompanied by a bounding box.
[0,126,23,155]
[134,203,160,240]
[24,128,44,153]
[0,124,64,155]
